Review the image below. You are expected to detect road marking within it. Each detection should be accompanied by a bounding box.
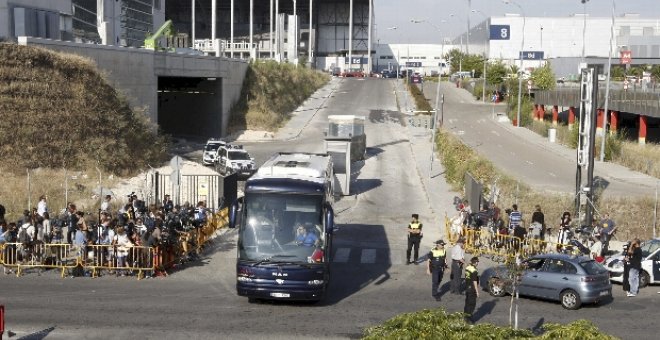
[456,130,465,135]
[361,249,377,264]
[334,248,350,263]
[526,160,534,165]
[548,172,557,177]
[491,131,500,136]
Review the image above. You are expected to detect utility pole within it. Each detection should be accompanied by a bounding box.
[576,68,598,227]
[348,0,353,73]
[309,0,313,67]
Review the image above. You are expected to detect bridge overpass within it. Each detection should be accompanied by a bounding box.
[534,87,660,144]
[18,36,248,138]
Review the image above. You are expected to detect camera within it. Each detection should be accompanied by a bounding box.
[622,241,631,254]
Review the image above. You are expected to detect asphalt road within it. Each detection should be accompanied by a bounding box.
[421,81,657,198]
[1,78,659,340]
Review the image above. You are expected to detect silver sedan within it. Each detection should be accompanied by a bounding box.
[480,253,612,310]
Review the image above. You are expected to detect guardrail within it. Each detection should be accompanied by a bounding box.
[0,208,229,279]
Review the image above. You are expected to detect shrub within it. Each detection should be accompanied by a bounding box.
[229,60,329,131]
[407,82,433,113]
[0,44,169,176]
[362,308,616,340]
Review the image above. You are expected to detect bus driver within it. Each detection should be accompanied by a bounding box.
[295,225,319,247]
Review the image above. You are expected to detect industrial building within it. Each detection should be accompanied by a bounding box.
[464,13,660,78]
[0,0,166,47]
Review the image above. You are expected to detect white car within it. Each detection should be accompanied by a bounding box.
[216,144,256,178]
[605,238,660,288]
[202,138,226,165]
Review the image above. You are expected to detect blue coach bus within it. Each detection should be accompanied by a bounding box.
[229,153,335,302]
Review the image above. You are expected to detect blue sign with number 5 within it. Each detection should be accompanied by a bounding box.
[489,25,510,40]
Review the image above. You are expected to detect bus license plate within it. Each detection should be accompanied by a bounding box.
[270,292,290,298]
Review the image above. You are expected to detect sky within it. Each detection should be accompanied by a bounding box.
[375,0,659,44]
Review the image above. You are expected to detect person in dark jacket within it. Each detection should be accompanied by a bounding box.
[626,238,643,297]
[531,205,546,239]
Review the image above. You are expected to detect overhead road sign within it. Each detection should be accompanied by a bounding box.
[520,51,544,60]
[406,62,422,67]
[345,57,368,65]
[489,25,510,40]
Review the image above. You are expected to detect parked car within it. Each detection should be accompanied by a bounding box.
[341,69,364,78]
[450,71,472,81]
[605,238,660,288]
[202,138,226,165]
[215,144,256,178]
[380,70,397,78]
[481,253,612,310]
[410,73,423,84]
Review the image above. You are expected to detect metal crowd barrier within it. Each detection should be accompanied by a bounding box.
[0,208,229,279]
[1,242,77,277]
[456,226,589,262]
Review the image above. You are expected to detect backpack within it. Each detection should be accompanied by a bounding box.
[18,227,29,244]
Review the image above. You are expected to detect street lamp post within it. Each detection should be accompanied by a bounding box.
[450,14,465,73]
[411,19,446,77]
[600,0,616,162]
[410,19,445,178]
[387,26,398,79]
[581,0,589,63]
[503,0,525,128]
[472,9,489,103]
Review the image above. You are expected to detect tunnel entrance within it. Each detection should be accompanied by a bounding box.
[158,76,223,139]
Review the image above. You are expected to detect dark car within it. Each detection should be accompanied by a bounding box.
[380,70,396,78]
[480,253,612,310]
[410,73,423,84]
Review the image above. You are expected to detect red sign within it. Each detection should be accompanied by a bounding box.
[620,50,632,64]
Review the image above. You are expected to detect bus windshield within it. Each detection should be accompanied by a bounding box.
[238,193,324,263]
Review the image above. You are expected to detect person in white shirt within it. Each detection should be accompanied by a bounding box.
[100,195,112,213]
[590,240,603,262]
[450,238,466,295]
[37,195,48,217]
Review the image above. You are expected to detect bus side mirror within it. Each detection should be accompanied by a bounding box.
[325,204,334,235]
[229,197,242,228]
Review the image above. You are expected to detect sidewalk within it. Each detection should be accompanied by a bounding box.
[394,79,459,242]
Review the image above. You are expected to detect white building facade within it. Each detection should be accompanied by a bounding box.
[464,13,660,78]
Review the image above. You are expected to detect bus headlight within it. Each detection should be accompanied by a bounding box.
[307,280,324,285]
[237,276,253,282]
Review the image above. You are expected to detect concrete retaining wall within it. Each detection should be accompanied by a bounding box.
[17,36,247,137]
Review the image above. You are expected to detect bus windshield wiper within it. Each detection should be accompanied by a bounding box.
[251,255,296,266]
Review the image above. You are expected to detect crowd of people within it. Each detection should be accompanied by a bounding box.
[453,199,619,262]
[0,193,212,277]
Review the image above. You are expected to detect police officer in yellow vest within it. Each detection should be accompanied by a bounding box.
[464,256,480,323]
[406,214,423,264]
[427,239,448,301]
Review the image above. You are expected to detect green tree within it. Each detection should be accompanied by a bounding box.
[530,63,556,90]
[628,66,644,77]
[446,48,465,74]
[611,66,625,80]
[509,64,519,76]
[463,54,486,78]
[651,65,660,82]
[487,61,508,85]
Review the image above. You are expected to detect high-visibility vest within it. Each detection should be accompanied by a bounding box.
[430,248,446,267]
[465,265,478,280]
[409,222,421,230]
[431,249,446,258]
